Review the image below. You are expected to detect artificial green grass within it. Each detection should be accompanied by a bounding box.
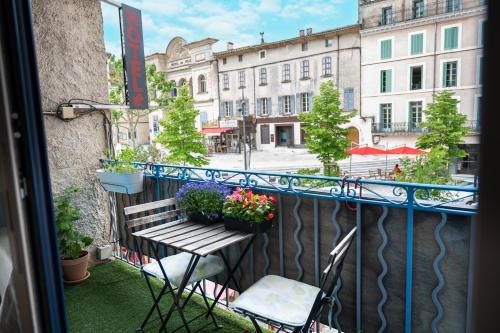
[64,260,261,333]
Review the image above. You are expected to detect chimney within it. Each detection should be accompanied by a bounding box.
[299,29,305,37]
[306,28,312,35]
[227,42,234,50]
[260,32,265,44]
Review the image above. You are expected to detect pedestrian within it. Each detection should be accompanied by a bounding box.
[394,164,402,174]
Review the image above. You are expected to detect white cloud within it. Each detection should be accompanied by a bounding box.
[281,0,343,19]
[128,0,186,16]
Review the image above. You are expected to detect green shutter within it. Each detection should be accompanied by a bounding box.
[380,71,384,92]
[411,33,423,55]
[444,27,458,50]
[381,39,392,59]
[442,63,447,87]
[386,70,392,92]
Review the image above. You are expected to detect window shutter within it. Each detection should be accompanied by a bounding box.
[244,98,249,115]
[411,33,423,54]
[278,96,283,115]
[381,40,391,59]
[229,101,234,116]
[308,92,313,112]
[408,102,413,129]
[267,97,272,115]
[444,27,458,50]
[380,71,384,92]
[387,70,392,92]
[290,95,296,114]
[256,98,261,116]
[236,99,241,115]
[219,101,224,118]
[442,63,447,87]
[295,93,301,113]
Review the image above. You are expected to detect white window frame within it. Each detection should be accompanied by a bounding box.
[378,37,395,60]
[408,62,426,91]
[322,56,332,76]
[260,68,267,85]
[301,60,310,79]
[301,42,308,51]
[380,6,394,25]
[408,30,426,55]
[407,99,426,126]
[223,73,229,89]
[260,50,266,59]
[452,95,461,113]
[379,103,393,130]
[198,74,207,93]
[325,39,333,47]
[301,93,310,112]
[261,98,268,116]
[440,58,461,88]
[476,55,483,86]
[379,66,394,93]
[283,96,291,114]
[441,23,462,51]
[224,102,231,117]
[282,64,291,82]
[238,70,245,88]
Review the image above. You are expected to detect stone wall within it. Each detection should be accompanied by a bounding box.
[32,0,111,258]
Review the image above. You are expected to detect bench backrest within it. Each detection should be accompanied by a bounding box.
[124,198,184,229]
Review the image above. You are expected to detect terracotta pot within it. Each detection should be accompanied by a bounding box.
[61,251,90,282]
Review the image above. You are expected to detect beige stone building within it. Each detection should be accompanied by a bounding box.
[359,0,486,170]
[214,26,366,151]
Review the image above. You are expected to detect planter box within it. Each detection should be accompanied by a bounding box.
[189,212,222,225]
[223,217,273,234]
[96,169,144,194]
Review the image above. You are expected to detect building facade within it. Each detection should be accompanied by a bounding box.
[146,37,220,144]
[359,0,486,166]
[214,26,366,151]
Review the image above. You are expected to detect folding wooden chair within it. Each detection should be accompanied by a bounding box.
[230,226,357,333]
[124,198,225,332]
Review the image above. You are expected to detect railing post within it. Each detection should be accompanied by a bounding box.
[155,165,161,201]
[356,202,362,332]
[405,187,415,333]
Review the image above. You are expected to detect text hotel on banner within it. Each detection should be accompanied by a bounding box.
[121,4,148,109]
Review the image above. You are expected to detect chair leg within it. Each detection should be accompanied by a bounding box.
[196,282,222,329]
[249,316,264,333]
[139,273,169,333]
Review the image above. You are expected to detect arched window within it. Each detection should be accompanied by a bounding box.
[198,74,207,93]
[170,80,177,97]
[178,78,186,87]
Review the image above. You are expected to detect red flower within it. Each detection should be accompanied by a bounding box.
[246,191,253,200]
[267,213,274,220]
[236,187,243,193]
[258,195,267,203]
[269,196,277,204]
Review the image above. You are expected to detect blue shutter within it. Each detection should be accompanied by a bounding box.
[308,92,313,112]
[229,101,234,116]
[219,101,224,118]
[411,33,423,55]
[236,99,241,115]
[256,98,261,116]
[267,97,272,115]
[295,93,301,113]
[290,95,296,114]
[278,96,283,115]
[444,27,458,50]
[381,40,392,59]
[387,70,392,92]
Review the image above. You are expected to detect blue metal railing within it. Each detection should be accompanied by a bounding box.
[111,162,478,333]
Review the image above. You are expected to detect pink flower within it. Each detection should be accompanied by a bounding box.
[269,196,276,204]
[258,195,267,203]
[267,213,274,220]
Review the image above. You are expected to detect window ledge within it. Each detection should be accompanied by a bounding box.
[299,77,310,81]
[281,80,291,84]
[321,74,333,78]
[238,86,246,89]
[259,83,268,86]
[223,88,229,91]
[197,91,208,95]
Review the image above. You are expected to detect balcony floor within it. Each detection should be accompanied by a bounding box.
[64,260,262,333]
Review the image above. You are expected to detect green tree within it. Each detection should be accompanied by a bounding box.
[298,81,356,175]
[155,85,208,166]
[417,91,470,159]
[107,55,173,148]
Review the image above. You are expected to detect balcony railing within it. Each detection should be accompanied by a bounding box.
[373,121,480,134]
[109,163,477,333]
[362,0,486,29]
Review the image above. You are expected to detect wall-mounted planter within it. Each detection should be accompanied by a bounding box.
[96,169,144,194]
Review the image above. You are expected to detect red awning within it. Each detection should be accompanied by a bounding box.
[385,146,427,155]
[347,146,386,155]
[200,128,233,135]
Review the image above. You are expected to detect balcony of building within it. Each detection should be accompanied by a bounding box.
[372,120,479,135]
[361,0,487,30]
[63,163,478,332]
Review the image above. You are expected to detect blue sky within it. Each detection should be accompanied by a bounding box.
[102,0,358,57]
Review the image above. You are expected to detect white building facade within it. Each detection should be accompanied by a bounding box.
[214,26,367,151]
[146,37,220,144]
[359,0,485,165]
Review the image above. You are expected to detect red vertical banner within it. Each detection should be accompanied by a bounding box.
[121,4,148,109]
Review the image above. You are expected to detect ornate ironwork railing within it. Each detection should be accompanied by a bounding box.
[372,122,425,134]
[109,163,478,333]
[362,0,486,29]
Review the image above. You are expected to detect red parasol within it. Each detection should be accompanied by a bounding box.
[385,146,427,155]
[347,146,386,155]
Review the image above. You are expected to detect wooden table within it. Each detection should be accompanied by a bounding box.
[132,220,256,333]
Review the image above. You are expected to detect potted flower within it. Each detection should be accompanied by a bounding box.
[176,181,230,224]
[222,188,276,233]
[55,187,94,284]
[97,147,144,194]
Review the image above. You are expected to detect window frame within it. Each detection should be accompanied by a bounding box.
[259,68,267,85]
[441,23,462,51]
[380,68,393,93]
[408,30,426,55]
[283,95,291,114]
[300,60,310,79]
[238,54,243,62]
[381,6,394,25]
[412,0,425,19]
[478,18,486,47]
[198,74,207,93]
[476,55,484,86]
[444,0,461,13]
[223,73,229,90]
[282,63,291,82]
[260,50,266,59]
[380,103,393,130]
[222,58,227,65]
[325,39,333,47]
[261,97,268,116]
[408,99,425,129]
[260,124,270,144]
[224,101,231,117]
[440,58,460,88]
[238,70,246,88]
[408,63,425,91]
[301,93,310,113]
[301,42,308,51]
[322,56,332,76]
[343,87,355,111]
[379,37,394,60]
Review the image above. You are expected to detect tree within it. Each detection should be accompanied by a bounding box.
[155,85,208,166]
[107,55,174,148]
[417,90,470,159]
[298,81,356,175]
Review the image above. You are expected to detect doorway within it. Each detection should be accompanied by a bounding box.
[347,127,360,148]
[276,126,294,147]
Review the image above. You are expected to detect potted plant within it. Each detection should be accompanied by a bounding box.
[176,181,230,224]
[55,187,94,284]
[97,147,144,194]
[222,188,276,233]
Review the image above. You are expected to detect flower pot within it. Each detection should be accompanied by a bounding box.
[189,212,222,224]
[223,217,273,234]
[61,251,90,283]
[96,169,144,194]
